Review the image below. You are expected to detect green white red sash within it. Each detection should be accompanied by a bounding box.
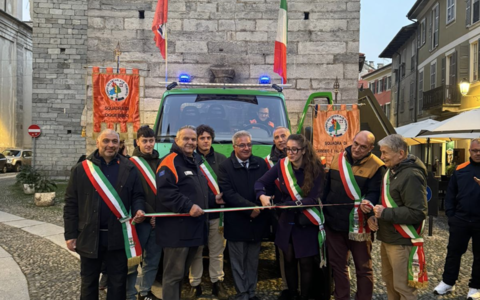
[279,157,327,267]
[199,157,220,195]
[82,160,142,266]
[130,156,157,195]
[265,154,281,190]
[199,156,224,231]
[338,152,371,241]
[382,170,428,288]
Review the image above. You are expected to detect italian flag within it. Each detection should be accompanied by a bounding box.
[274,0,288,83]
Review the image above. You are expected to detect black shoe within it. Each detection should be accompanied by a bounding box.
[138,291,161,300]
[184,285,202,299]
[249,297,261,300]
[212,281,228,299]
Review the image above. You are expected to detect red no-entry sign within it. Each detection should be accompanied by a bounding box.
[28,124,41,138]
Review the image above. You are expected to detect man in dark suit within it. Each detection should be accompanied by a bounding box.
[218,130,271,300]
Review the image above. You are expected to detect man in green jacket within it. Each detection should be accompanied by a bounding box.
[374,134,428,300]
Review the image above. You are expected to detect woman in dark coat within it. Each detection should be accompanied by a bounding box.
[255,134,325,300]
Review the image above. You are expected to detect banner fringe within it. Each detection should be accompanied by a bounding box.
[348,232,371,242]
[127,256,142,268]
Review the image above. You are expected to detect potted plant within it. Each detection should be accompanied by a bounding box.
[16,166,41,194]
[34,175,57,207]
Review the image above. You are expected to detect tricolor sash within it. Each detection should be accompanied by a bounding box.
[199,156,224,232]
[279,158,327,267]
[338,152,371,241]
[265,154,282,190]
[382,170,428,288]
[82,160,142,266]
[130,156,157,195]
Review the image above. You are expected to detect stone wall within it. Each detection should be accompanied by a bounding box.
[31,0,87,177]
[33,0,360,176]
[0,10,32,151]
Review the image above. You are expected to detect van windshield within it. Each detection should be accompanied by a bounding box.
[2,150,20,157]
[155,94,288,144]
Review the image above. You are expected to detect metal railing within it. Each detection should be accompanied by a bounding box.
[422,84,460,110]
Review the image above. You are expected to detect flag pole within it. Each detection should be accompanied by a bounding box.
[165,23,168,83]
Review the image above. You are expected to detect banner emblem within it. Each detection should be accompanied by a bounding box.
[325,114,348,138]
[106,78,129,101]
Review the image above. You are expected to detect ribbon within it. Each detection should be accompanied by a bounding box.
[279,157,327,267]
[82,160,142,267]
[338,152,371,241]
[382,170,428,288]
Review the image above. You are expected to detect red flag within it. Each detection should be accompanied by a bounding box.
[152,0,168,59]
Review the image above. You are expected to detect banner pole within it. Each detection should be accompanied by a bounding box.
[165,23,168,83]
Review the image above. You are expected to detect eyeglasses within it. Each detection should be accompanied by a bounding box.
[285,147,303,154]
[235,143,252,149]
[471,149,480,154]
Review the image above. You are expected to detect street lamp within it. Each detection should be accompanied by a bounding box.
[333,77,340,103]
[460,78,470,96]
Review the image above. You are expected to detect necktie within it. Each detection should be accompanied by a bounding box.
[242,161,248,169]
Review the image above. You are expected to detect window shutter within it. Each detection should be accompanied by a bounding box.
[429,16,432,50]
[417,27,421,48]
[459,44,469,83]
[467,0,472,27]
[441,57,446,86]
[435,6,439,48]
[451,51,457,86]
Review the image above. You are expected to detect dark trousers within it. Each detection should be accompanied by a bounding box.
[162,247,198,300]
[442,217,480,288]
[228,241,262,300]
[325,227,373,300]
[80,233,127,300]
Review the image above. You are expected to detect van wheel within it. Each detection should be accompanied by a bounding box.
[1,166,6,173]
[14,164,21,172]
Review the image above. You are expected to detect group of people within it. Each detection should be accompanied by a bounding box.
[64,122,480,300]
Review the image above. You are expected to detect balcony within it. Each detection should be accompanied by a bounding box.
[422,84,461,110]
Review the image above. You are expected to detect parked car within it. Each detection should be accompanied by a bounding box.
[1,149,33,172]
[0,154,7,173]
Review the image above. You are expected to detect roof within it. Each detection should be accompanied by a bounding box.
[407,0,428,19]
[361,63,392,79]
[379,23,417,58]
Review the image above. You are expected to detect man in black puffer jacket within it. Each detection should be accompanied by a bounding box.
[434,138,480,299]
[64,129,146,300]
[156,125,209,300]
[218,130,271,300]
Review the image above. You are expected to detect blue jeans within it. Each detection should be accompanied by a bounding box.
[126,221,162,299]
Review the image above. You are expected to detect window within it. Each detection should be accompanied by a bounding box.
[471,41,478,82]
[377,79,382,93]
[419,70,424,115]
[394,91,397,115]
[387,76,392,90]
[431,4,440,49]
[474,0,480,25]
[400,87,405,113]
[431,62,437,89]
[384,103,391,120]
[447,0,456,24]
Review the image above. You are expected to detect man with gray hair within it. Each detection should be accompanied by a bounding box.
[373,134,428,300]
[156,125,209,300]
[433,138,480,300]
[218,130,271,300]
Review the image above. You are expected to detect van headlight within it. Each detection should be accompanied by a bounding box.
[7,158,12,163]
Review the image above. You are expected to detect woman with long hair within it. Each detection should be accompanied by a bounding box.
[255,134,325,300]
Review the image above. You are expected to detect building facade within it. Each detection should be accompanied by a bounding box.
[0,2,32,151]
[408,0,480,120]
[361,63,393,122]
[32,0,361,177]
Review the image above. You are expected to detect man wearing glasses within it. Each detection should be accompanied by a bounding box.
[250,106,274,128]
[322,130,385,300]
[434,138,480,300]
[218,130,272,300]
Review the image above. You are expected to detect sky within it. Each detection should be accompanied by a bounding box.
[22,0,30,21]
[360,0,417,67]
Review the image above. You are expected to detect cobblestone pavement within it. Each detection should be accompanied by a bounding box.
[0,177,475,300]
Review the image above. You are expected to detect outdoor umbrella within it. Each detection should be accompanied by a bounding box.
[395,119,442,145]
[418,108,480,137]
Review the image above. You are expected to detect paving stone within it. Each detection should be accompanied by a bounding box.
[21,223,64,237]
[3,219,45,228]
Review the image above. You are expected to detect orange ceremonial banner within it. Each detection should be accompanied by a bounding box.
[92,67,140,133]
[313,104,360,169]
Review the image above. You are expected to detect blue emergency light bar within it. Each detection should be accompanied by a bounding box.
[259,76,271,84]
[179,74,191,83]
